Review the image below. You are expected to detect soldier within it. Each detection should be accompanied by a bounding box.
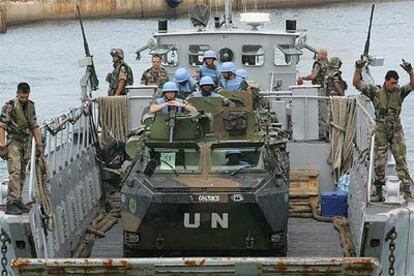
[150,82,197,114]
[173,68,197,99]
[196,50,221,85]
[192,76,222,97]
[225,150,249,166]
[0,83,43,215]
[191,77,236,108]
[353,58,414,201]
[297,48,329,140]
[326,57,347,96]
[217,62,247,92]
[106,48,134,96]
[140,54,169,87]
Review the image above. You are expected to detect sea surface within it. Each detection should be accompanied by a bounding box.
[1,0,414,177]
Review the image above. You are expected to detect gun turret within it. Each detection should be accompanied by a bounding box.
[168,106,177,144]
[76,5,99,91]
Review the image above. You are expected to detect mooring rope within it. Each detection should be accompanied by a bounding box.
[329,97,357,178]
[35,155,54,231]
[97,96,129,145]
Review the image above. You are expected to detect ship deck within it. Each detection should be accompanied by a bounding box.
[91,217,344,258]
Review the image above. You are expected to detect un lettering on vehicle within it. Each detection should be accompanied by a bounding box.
[184,213,228,229]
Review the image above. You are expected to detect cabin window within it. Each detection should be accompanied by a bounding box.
[188,45,210,66]
[151,148,201,173]
[219,48,234,62]
[210,148,262,173]
[150,45,178,66]
[241,45,264,66]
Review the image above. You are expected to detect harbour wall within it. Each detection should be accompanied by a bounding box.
[0,0,401,33]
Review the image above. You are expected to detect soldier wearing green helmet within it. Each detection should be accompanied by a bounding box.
[326,57,347,96]
[106,48,134,96]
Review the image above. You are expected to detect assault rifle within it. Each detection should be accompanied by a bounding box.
[76,5,99,91]
[360,4,383,84]
[168,106,177,144]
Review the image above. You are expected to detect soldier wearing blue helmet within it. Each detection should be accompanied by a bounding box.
[192,76,222,97]
[173,68,197,98]
[236,69,248,80]
[197,50,221,85]
[218,62,246,92]
[150,81,197,113]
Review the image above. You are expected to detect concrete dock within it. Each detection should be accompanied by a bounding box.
[0,0,403,33]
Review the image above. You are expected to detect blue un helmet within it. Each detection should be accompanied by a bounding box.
[220,62,236,74]
[162,81,179,94]
[199,76,215,87]
[174,68,189,83]
[203,50,217,61]
[236,69,248,80]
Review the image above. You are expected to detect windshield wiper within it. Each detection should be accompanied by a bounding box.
[231,164,252,176]
[160,159,179,176]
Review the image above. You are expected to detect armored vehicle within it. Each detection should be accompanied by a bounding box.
[121,92,290,257]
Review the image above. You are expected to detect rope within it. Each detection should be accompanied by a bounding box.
[291,197,356,257]
[329,97,356,179]
[72,200,121,258]
[34,156,54,231]
[97,96,129,146]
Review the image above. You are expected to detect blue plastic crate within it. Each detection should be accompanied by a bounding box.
[321,191,348,217]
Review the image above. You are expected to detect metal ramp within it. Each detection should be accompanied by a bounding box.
[89,218,343,258]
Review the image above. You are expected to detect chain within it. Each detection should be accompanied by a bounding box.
[0,229,11,276]
[385,226,397,276]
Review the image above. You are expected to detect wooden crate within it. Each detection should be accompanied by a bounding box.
[289,169,320,197]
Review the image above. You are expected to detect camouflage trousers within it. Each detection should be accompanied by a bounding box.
[318,88,328,140]
[6,140,30,204]
[374,125,412,186]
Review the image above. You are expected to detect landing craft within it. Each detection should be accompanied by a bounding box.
[1,1,412,275]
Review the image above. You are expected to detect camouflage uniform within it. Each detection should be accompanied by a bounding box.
[107,60,134,96]
[0,98,38,204]
[358,83,413,187]
[325,68,348,96]
[312,58,328,139]
[326,70,347,96]
[140,67,169,88]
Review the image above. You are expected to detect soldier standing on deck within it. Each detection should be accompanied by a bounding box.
[326,57,347,96]
[353,59,414,201]
[140,54,169,87]
[0,83,44,215]
[297,48,329,140]
[106,48,134,96]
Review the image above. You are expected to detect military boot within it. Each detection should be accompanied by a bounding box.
[371,181,384,202]
[401,181,413,200]
[5,203,23,215]
[16,201,30,213]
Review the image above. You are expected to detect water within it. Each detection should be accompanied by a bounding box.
[1,0,414,170]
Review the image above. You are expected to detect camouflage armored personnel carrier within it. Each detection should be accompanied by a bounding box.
[122,92,290,257]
